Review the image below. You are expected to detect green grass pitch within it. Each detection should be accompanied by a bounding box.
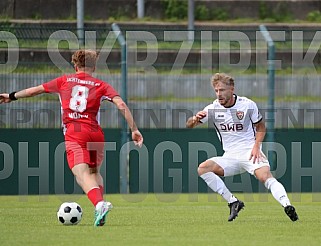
[1,193,321,245]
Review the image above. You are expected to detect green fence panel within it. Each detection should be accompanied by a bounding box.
[0,128,321,195]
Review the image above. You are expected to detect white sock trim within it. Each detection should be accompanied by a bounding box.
[264,177,276,190]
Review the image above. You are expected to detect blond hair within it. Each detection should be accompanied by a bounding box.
[72,49,98,68]
[211,73,235,87]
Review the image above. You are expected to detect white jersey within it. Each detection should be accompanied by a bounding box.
[200,95,263,152]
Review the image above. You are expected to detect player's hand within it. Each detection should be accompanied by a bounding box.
[249,146,266,164]
[0,93,11,104]
[195,111,207,121]
[132,130,143,148]
[186,111,207,128]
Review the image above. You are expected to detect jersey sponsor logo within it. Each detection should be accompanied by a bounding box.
[220,123,243,131]
[236,111,244,120]
[68,112,89,119]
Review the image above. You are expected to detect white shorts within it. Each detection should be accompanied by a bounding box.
[208,149,270,177]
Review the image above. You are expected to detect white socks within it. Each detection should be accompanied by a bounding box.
[200,172,237,204]
[201,173,291,207]
[200,173,291,207]
[264,177,291,207]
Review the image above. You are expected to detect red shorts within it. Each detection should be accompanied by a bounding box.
[64,123,105,169]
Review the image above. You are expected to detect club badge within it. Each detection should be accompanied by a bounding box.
[236,111,244,120]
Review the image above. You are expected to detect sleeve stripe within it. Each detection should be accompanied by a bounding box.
[252,117,263,125]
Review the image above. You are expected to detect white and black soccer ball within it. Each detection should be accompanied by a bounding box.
[57,202,83,225]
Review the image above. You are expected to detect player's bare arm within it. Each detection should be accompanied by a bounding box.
[0,85,45,104]
[112,96,143,147]
[249,120,267,163]
[186,110,207,128]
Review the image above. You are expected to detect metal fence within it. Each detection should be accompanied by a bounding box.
[1,24,321,129]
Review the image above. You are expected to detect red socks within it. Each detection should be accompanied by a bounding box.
[87,187,103,206]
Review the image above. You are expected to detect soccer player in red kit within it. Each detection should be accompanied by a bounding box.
[0,49,143,226]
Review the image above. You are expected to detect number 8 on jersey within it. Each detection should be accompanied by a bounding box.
[69,85,89,113]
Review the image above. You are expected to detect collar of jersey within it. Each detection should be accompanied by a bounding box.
[223,94,237,108]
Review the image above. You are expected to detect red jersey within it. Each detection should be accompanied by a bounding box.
[43,72,119,127]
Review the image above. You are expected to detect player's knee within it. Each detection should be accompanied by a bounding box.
[255,168,273,183]
[197,162,210,176]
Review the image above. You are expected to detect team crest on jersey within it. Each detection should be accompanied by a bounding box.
[236,111,244,120]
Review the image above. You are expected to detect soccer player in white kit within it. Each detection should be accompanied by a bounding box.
[186,73,298,222]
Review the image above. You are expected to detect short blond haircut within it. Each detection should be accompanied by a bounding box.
[211,73,235,87]
[72,49,98,68]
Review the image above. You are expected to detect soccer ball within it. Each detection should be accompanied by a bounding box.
[57,202,83,225]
